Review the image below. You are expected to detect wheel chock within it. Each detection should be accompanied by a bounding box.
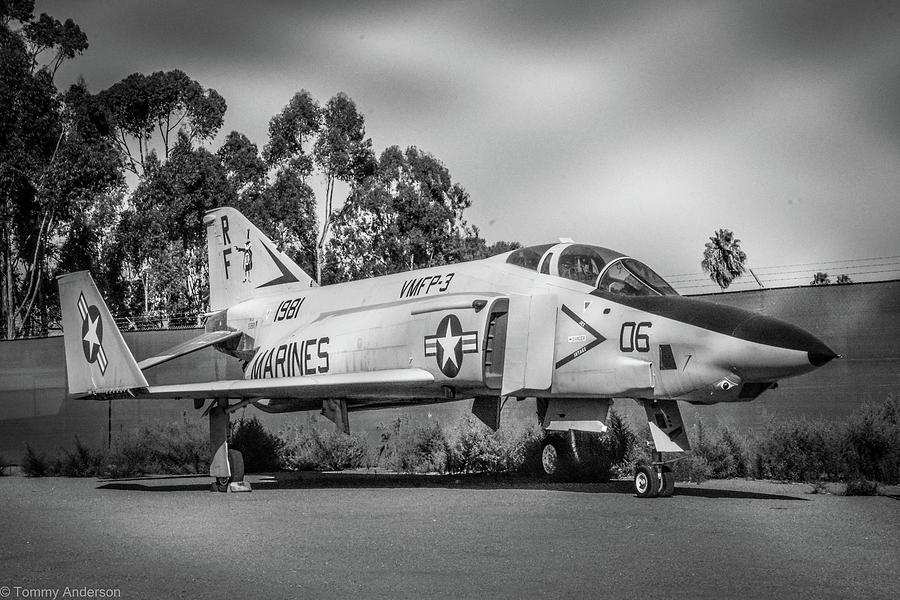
[228,481,252,493]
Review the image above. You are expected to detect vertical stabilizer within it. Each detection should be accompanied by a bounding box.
[58,271,148,397]
[204,207,316,311]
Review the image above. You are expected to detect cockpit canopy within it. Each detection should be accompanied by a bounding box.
[505,242,678,296]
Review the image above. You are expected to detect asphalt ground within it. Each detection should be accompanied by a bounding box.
[0,473,898,600]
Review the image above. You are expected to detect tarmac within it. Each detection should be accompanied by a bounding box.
[0,473,898,600]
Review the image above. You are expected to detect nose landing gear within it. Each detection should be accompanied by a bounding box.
[633,453,675,498]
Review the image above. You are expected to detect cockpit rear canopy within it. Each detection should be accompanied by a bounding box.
[506,243,678,296]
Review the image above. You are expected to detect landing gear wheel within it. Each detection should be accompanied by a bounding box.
[228,449,245,483]
[211,449,245,493]
[540,437,571,479]
[634,465,660,498]
[658,466,675,497]
[541,439,560,477]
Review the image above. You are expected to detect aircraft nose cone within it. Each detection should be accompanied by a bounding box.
[732,315,837,367]
[808,348,839,367]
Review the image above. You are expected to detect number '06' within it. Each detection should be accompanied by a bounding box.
[620,322,652,352]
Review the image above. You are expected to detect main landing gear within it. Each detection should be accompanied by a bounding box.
[207,398,252,493]
[539,430,609,481]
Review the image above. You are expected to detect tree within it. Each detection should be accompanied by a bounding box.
[256,91,324,275]
[324,145,497,283]
[99,69,226,176]
[810,272,831,286]
[263,89,320,177]
[313,92,375,283]
[836,274,852,285]
[701,229,748,291]
[1,6,121,337]
[111,134,235,317]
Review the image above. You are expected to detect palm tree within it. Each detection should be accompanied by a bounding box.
[810,272,831,286]
[701,229,748,291]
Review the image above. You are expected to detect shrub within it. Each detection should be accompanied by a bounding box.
[0,454,5,476]
[376,415,451,473]
[840,397,900,484]
[58,436,107,477]
[22,444,49,477]
[448,415,503,473]
[278,421,368,471]
[447,415,544,475]
[230,417,283,472]
[606,409,637,465]
[671,453,710,483]
[104,422,209,477]
[843,478,879,496]
[692,421,750,479]
[754,418,840,482]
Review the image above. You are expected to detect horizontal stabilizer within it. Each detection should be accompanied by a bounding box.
[137,330,242,370]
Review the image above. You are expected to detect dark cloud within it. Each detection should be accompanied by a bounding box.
[34,0,900,272]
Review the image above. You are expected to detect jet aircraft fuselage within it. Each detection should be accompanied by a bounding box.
[209,240,834,414]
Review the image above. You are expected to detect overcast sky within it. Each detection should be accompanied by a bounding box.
[40,0,900,284]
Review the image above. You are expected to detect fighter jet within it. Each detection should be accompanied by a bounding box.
[58,207,837,497]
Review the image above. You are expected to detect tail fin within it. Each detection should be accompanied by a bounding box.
[204,206,316,311]
[57,271,148,398]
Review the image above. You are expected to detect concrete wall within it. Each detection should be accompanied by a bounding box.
[0,330,243,461]
[671,280,900,430]
[1,280,897,463]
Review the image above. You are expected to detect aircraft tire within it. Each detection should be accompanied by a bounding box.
[540,436,572,479]
[634,465,660,498]
[658,466,675,497]
[229,449,245,483]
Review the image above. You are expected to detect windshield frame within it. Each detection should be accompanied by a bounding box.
[596,257,679,297]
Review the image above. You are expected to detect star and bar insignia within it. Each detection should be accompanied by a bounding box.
[424,314,478,378]
[78,292,108,374]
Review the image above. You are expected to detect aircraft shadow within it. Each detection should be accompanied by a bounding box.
[97,482,214,492]
[97,472,807,500]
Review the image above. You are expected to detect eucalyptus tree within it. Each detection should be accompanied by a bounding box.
[1,3,121,337]
[313,92,375,283]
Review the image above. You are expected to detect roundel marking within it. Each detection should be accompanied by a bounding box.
[423,314,479,378]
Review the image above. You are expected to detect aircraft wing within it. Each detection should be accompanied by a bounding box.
[143,368,435,400]
[137,330,243,370]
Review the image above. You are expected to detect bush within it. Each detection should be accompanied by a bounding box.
[692,420,750,479]
[840,397,900,484]
[376,415,451,473]
[671,453,711,483]
[843,478,879,496]
[22,444,49,477]
[606,409,637,466]
[230,417,283,472]
[58,436,107,477]
[278,421,369,471]
[754,418,840,482]
[447,415,544,475]
[449,415,505,473]
[104,422,209,478]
